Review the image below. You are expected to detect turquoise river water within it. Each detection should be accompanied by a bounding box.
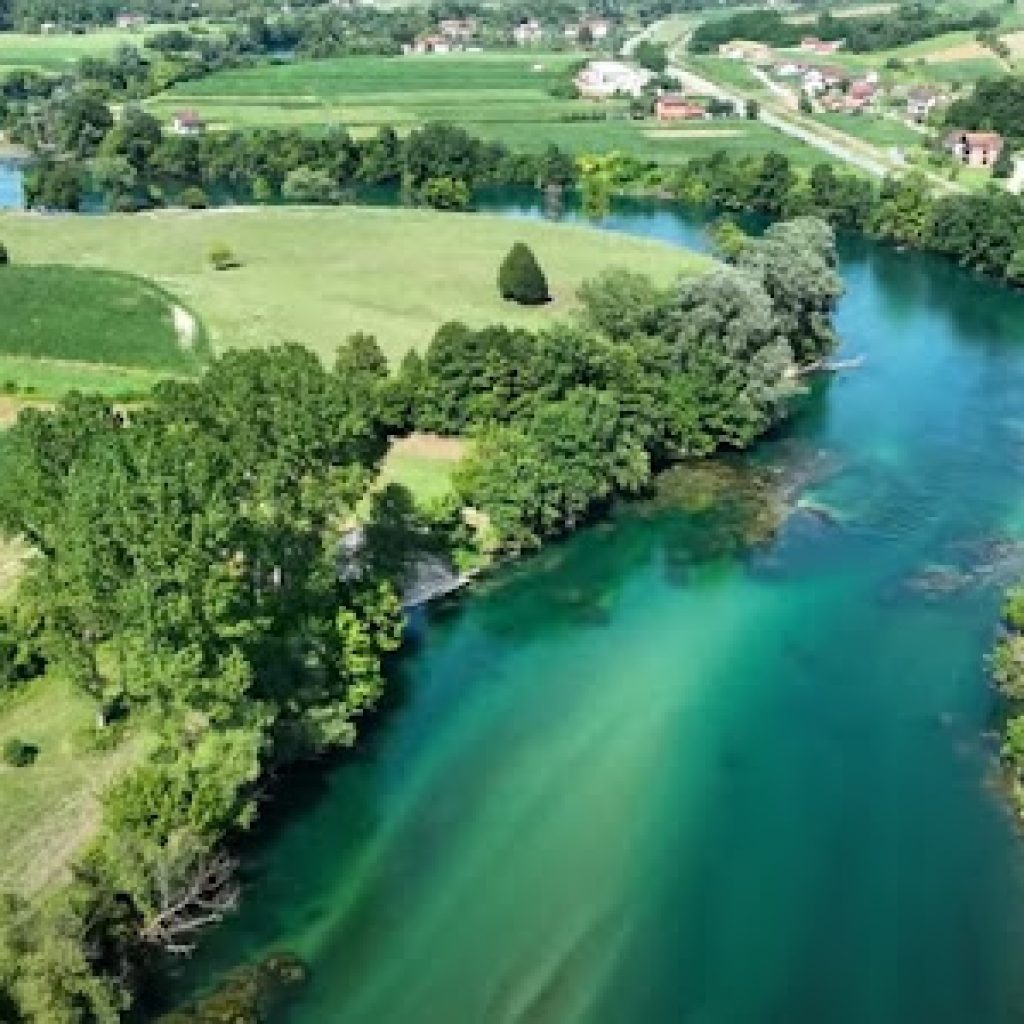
[173,202,1024,1023]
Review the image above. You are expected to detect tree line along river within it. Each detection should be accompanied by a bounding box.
[53,192,1024,1022]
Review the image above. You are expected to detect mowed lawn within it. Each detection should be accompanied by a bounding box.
[146,51,826,166]
[0,675,142,895]
[0,206,705,363]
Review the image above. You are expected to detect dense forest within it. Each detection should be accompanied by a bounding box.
[0,210,839,1021]
[689,3,1001,54]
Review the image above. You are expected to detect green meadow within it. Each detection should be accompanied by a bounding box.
[0,206,705,365]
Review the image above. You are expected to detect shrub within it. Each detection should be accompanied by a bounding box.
[0,241,8,266]
[179,186,209,209]
[209,243,237,271]
[2,737,38,767]
[252,176,275,203]
[498,243,550,305]
[419,176,471,211]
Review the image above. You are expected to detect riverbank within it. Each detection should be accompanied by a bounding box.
[164,207,1024,1018]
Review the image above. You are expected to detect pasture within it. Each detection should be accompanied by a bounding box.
[146,51,825,166]
[0,206,704,364]
[0,674,142,896]
[0,25,197,70]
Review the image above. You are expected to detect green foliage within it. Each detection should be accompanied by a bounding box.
[634,40,668,74]
[498,242,550,306]
[709,216,749,263]
[282,165,339,204]
[946,76,1024,138]
[178,186,209,209]
[689,3,998,55]
[420,176,471,211]
[0,240,8,266]
[409,217,839,552]
[23,156,83,211]
[208,242,237,271]
[2,736,38,766]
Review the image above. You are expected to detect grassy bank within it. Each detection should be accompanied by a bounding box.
[0,206,704,363]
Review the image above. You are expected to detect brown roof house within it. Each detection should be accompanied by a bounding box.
[655,95,707,122]
[945,130,1004,169]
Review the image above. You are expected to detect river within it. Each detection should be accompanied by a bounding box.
[0,161,24,210]
[170,200,1024,1023]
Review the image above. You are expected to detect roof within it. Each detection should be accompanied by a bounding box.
[945,129,1003,148]
[174,109,203,123]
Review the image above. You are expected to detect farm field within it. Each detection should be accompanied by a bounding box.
[0,264,201,397]
[813,113,924,148]
[146,51,826,166]
[0,25,195,70]
[0,206,704,363]
[0,674,143,896]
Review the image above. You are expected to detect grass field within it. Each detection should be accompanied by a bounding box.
[377,434,466,505]
[145,51,825,167]
[0,675,142,895]
[0,265,201,370]
[813,113,923,148]
[0,24,203,70]
[0,206,705,364]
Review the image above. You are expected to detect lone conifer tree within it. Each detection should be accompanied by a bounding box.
[498,243,550,305]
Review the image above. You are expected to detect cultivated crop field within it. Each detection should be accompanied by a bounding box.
[0,206,704,363]
[0,265,201,370]
[147,51,825,166]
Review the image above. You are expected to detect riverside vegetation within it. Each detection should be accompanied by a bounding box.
[0,212,840,1022]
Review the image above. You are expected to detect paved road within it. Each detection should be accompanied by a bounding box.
[669,62,894,178]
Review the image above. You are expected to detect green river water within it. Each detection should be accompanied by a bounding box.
[175,205,1024,1023]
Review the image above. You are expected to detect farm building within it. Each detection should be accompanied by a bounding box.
[438,18,477,41]
[171,110,205,136]
[800,37,844,55]
[906,87,945,123]
[115,12,146,29]
[575,60,651,100]
[718,40,773,63]
[565,18,610,41]
[513,19,544,45]
[945,130,1004,169]
[655,96,707,122]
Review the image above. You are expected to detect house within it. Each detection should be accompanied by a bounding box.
[171,110,205,136]
[802,64,848,95]
[945,129,1004,169]
[849,79,877,103]
[655,95,707,122]
[408,33,452,54]
[575,60,651,99]
[513,19,544,45]
[39,21,57,33]
[719,40,773,63]
[438,18,477,41]
[565,17,612,42]
[776,60,807,78]
[800,36,844,55]
[115,12,146,29]
[907,86,944,123]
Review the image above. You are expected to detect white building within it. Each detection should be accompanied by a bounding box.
[513,19,544,45]
[575,60,651,100]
